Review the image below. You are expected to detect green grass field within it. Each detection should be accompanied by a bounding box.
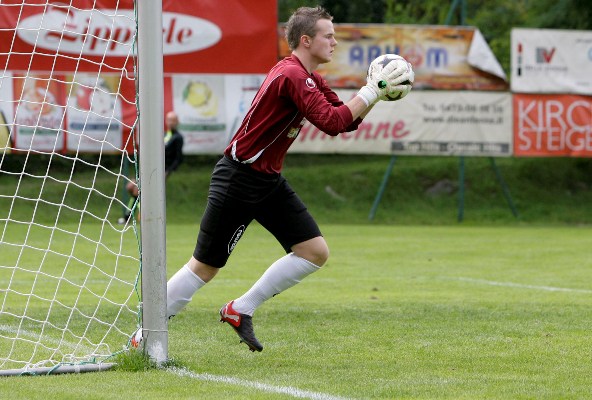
[2,222,591,399]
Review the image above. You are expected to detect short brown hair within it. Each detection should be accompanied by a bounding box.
[285,6,333,51]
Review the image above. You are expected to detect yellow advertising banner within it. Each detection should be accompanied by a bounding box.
[278,24,508,91]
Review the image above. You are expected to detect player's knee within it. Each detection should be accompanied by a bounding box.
[293,237,329,267]
[314,244,329,267]
[187,257,219,283]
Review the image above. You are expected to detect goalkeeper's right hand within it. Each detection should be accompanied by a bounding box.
[356,71,384,107]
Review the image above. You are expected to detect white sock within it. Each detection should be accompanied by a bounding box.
[166,263,206,318]
[232,253,320,316]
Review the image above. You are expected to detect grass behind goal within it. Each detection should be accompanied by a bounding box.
[2,223,590,399]
[0,221,140,372]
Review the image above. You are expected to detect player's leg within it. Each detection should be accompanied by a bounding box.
[167,158,254,319]
[229,239,325,318]
[222,178,325,351]
[166,257,216,319]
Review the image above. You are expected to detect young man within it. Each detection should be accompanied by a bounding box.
[119,111,184,224]
[165,6,413,351]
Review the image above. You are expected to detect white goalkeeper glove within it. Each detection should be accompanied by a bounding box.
[356,70,387,107]
[357,57,414,105]
[377,61,414,101]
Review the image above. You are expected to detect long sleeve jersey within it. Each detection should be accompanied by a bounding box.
[224,54,363,174]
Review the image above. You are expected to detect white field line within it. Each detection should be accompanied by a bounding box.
[455,277,592,294]
[167,366,355,400]
[0,324,82,350]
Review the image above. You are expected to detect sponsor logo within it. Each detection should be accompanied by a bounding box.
[222,312,240,323]
[228,225,245,254]
[305,77,316,89]
[425,47,448,68]
[287,120,305,139]
[16,7,221,56]
[535,47,555,64]
[516,42,523,76]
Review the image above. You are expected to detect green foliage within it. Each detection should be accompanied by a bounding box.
[278,0,592,78]
[385,0,450,25]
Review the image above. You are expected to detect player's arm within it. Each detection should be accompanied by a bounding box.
[316,77,373,128]
[360,102,376,118]
[346,95,373,121]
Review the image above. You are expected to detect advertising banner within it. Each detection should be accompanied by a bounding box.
[0,0,277,74]
[166,74,264,154]
[279,24,508,90]
[0,74,14,151]
[511,28,592,95]
[65,73,127,153]
[0,0,136,73]
[12,74,66,152]
[0,0,276,153]
[162,0,277,74]
[6,72,136,153]
[290,90,513,157]
[513,93,592,157]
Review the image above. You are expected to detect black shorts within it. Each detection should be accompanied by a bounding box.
[193,156,322,268]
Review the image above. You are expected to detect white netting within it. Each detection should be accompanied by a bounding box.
[0,0,141,374]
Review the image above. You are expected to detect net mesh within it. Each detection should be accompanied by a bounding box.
[0,0,141,374]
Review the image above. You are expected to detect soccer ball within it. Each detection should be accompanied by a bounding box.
[130,328,143,348]
[368,54,413,101]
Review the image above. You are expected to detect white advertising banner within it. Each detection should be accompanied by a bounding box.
[0,71,13,151]
[172,74,227,154]
[65,73,124,153]
[511,28,592,95]
[12,73,66,152]
[171,74,264,154]
[290,90,512,157]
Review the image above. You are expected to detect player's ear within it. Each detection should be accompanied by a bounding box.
[301,35,311,48]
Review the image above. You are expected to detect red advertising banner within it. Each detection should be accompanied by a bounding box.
[162,0,277,74]
[513,94,592,157]
[0,0,136,73]
[0,0,277,153]
[0,0,277,74]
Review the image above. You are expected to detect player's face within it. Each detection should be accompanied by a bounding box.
[308,19,337,64]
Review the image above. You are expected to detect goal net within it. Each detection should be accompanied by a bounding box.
[0,0,147,375]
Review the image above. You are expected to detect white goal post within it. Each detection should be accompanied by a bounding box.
[0,0,167,375]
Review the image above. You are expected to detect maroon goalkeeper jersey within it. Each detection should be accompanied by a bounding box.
[224,54,363,174]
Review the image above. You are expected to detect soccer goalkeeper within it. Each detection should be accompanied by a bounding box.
[165,6,413,352]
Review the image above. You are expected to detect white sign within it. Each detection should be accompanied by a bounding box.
[290,90,513,157]
[511,28,592,95]
[16,8,220,57]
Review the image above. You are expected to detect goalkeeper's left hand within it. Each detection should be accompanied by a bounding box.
[357,57,405,106]
[376,60,414,101]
